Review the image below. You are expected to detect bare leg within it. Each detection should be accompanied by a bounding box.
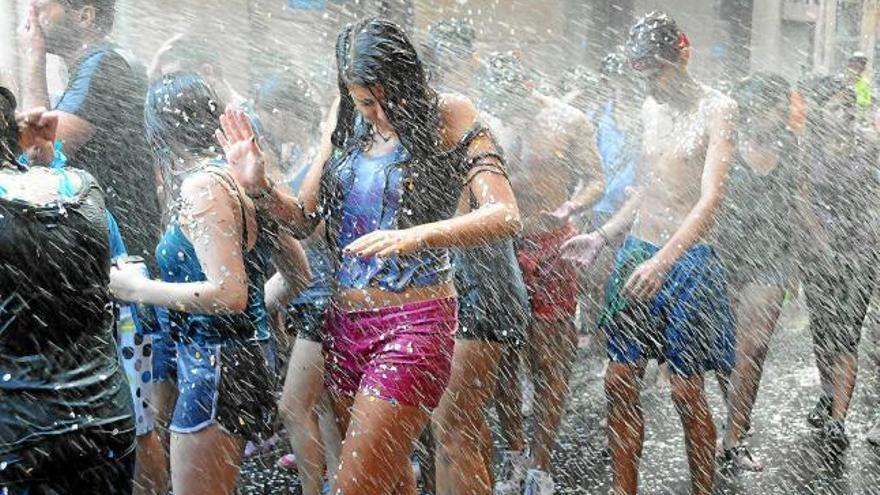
[495,344,526,452]
[170,426,245,495]
[724,285,784,448]
[278,338,327,495]
[606,362,646,495]
[330,394,430,495]
[141,379,176,495]
[526,318,577,471]
[133,431,168,495]
[317,391,342,477]
[831,352,859,420]
[670,374,715,495]
[434,339,502,495]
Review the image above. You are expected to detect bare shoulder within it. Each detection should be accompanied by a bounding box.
[535,93,593,136]
[701,86,737,122]
[180,168,236,206]
[439,92,480,147]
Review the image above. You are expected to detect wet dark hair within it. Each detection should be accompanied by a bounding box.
[64,0,117,32]
[732,72,791,120]
[331,18,440,157]
[144,71,224,164]
[625,11,687,64]
[0,87,18,166]
[322,18,462,234]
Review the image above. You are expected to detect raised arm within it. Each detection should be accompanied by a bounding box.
[110,173,251,314]
[20,4,49,109]
[216,98,339,238]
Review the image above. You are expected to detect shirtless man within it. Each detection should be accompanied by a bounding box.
[481,52,604,495]
[562,12,736,495]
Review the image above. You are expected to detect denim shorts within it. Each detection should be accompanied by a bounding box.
[151,331,178,383]
[170,339,277,442]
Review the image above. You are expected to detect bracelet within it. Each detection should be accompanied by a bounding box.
[248,178,276,202]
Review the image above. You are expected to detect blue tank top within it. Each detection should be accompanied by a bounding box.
[155,168,271,345]
[334,144,452,292]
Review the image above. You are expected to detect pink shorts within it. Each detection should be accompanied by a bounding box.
[323,298,457,409]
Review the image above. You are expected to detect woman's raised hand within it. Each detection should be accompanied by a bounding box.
[215,108,269,195]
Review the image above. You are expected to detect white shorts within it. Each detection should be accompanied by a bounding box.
[116,305,155,436]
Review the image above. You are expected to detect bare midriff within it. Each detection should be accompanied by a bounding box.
[332,282,457,312]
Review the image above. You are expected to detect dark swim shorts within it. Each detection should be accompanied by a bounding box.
[600,236,736,376]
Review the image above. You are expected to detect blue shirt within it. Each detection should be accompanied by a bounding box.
[593,100,637,218]
[334,145,452,292]
[155,168,272,345]
[55,43,160,261]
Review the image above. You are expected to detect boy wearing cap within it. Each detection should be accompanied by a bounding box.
[562,12,737,495]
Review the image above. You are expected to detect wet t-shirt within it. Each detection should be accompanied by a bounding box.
[804,132,880,255]
[55,44,161,263]
[0,171,134,456]
[713,135,800,283]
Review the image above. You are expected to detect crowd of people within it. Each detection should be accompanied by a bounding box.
[2,1,880,495]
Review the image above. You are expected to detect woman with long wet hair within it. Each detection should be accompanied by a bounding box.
[110,71,306,495]
[216,18,520,494]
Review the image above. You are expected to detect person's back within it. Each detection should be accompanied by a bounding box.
[55,45,160,260]
[0,91,134,491]
[0,169,133,456]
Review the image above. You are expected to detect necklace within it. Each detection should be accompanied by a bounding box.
[373,127,393,143]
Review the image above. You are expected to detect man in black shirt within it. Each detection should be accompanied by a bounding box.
[21,0,160,261]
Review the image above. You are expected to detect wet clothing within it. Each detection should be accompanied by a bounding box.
[714,135,800,287]
[805,252,878,356]
[320,124,505,408]
[171,340,276,439]
[802,133,880,358]
[155,169,272,345]
[601,237,736,376]
[55,44,160,263]
[154,167,276,441]
[0,170,135,481]
[116,307,155,437]
[324,298,457,409]
[516,224,579,321]
[1,429,135,494]
[803,132,880,255]
[150,327,178,382]
[454,240,531,346]
[593,100,638,219]
[335,144,452,292]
